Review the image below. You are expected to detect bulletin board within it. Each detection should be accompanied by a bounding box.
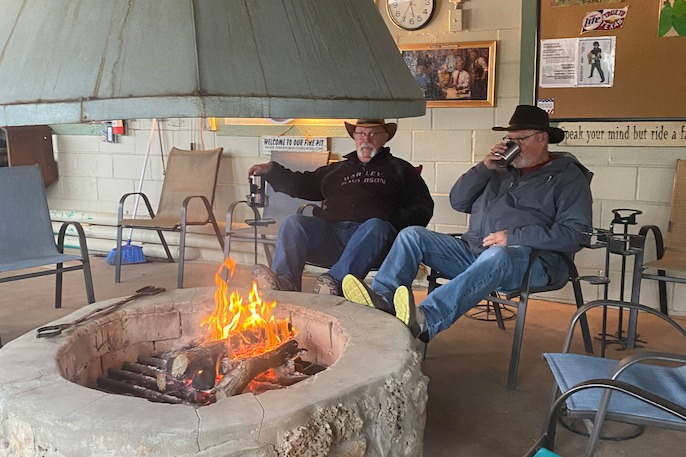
[537,1,685,121]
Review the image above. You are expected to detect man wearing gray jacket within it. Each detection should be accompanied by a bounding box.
[342,105,593,342]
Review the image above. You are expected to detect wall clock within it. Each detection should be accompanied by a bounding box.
[387,0,436,31]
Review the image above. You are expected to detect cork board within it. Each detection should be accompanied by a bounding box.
[537,1,685,121]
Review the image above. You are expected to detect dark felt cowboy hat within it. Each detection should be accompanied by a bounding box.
[344,119,397,141]
[492,105,565,144]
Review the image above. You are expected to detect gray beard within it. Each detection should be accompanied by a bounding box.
[357,142,377,160]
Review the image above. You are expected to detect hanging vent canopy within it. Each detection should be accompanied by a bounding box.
[0,0,425,126]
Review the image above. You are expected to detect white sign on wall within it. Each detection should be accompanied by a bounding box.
[539,36,616,88]
[260,136,328,155]
[557,121,686,147]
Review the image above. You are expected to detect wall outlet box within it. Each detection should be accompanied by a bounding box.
[449,9,463,31]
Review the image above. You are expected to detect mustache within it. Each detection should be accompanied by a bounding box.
[357,142,377,159]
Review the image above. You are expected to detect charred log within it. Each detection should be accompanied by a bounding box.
[96,377,184,404]
[136,355,167,371]
[164,340,228,379]
[214,339,301,400]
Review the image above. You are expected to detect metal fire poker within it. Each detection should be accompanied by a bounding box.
[36,285,165,338]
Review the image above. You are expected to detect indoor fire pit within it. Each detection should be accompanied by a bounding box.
[0,285,428,457]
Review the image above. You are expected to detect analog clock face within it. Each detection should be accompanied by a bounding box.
[387,0,436,31]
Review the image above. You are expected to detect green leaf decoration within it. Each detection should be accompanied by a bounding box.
[674,0,686,16]
[673,15,686,35]
[658,5,674,37]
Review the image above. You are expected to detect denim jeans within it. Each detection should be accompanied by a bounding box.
[371,226,550,340]
[271,215,397,290]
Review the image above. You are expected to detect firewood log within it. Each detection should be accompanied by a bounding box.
[213,339,300,400]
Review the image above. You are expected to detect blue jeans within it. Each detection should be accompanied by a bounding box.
[371,226,551,340]
[272,215,397,290]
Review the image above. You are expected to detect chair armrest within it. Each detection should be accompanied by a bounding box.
[56,221,90,260]
[296,203,319,215]
[561,299,686,352]
[638,224,665,263]
[225,200,261,232]
[181,195,214,224]
[117,192,156,222]
[610,351,686,380]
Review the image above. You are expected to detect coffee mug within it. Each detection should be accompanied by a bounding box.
[495,141,521,167]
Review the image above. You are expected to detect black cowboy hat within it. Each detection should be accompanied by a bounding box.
[344,119,397,141]
[492,105,565,144]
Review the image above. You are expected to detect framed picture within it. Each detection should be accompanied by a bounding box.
[399,41,496,108]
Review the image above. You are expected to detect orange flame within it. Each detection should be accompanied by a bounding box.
[200,258,296,359]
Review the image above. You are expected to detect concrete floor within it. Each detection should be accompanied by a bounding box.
[1,254,685,456]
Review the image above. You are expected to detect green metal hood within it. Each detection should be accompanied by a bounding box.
[0,0,425,126]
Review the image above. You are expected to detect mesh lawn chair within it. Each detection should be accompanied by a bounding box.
[224,150,330,266]
[113,147,224,289]
[0,165,95,345]
[525,300,686,457]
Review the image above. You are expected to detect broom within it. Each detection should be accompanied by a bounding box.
[106,119,158,265]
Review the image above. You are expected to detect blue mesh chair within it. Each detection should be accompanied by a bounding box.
[0,165,95,346]
[528,300,686,456]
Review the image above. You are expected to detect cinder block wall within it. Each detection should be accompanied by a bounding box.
[45,1,685,315]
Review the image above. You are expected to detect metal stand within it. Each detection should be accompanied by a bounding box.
[561,222,648,443]
[465,299,516,330]
[582,209,647,356]
[245,175,273,265]
[604,210,648,352]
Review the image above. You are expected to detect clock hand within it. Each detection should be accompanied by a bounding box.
[403,1,414,18]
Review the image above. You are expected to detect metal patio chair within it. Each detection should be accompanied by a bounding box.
[426,250,594,390]
[224,150,330,266]
[0,165,95,345]
[113,147,224,289]
[526,299,686,457]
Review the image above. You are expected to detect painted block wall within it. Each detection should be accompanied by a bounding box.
[44,1,685,315]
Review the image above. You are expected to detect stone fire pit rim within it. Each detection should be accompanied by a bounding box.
[0,288,426,457]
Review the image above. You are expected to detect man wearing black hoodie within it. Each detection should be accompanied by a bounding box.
[248,119,433,296]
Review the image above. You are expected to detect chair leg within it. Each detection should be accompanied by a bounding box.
[82,258,96,304]
[114,225,123,283]
[156,230,174,262]
[55,262,64,309]
[209,217,225,252]
[571,279,594,354]
[507,296,529,390]
[178,225,187,289]
[657,272,668,315]
[492,300,506,330]
[263,241,274,268]
[223,233,232,260]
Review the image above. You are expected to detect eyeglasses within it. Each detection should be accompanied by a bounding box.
[503,132,542,143]
[354,131,386,139]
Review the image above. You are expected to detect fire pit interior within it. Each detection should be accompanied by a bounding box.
[95,261,327,406]
[0,265,428,457]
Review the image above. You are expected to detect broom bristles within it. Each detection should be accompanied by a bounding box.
[105,241,146,265]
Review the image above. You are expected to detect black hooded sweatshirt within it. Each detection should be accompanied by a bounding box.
[264,147,434,231]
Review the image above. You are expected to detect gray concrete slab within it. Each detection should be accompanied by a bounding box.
[1,254,685,456]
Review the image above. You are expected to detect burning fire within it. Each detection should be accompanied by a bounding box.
[201,258,296,359]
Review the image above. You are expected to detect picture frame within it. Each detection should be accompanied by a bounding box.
[399,41,496,108]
